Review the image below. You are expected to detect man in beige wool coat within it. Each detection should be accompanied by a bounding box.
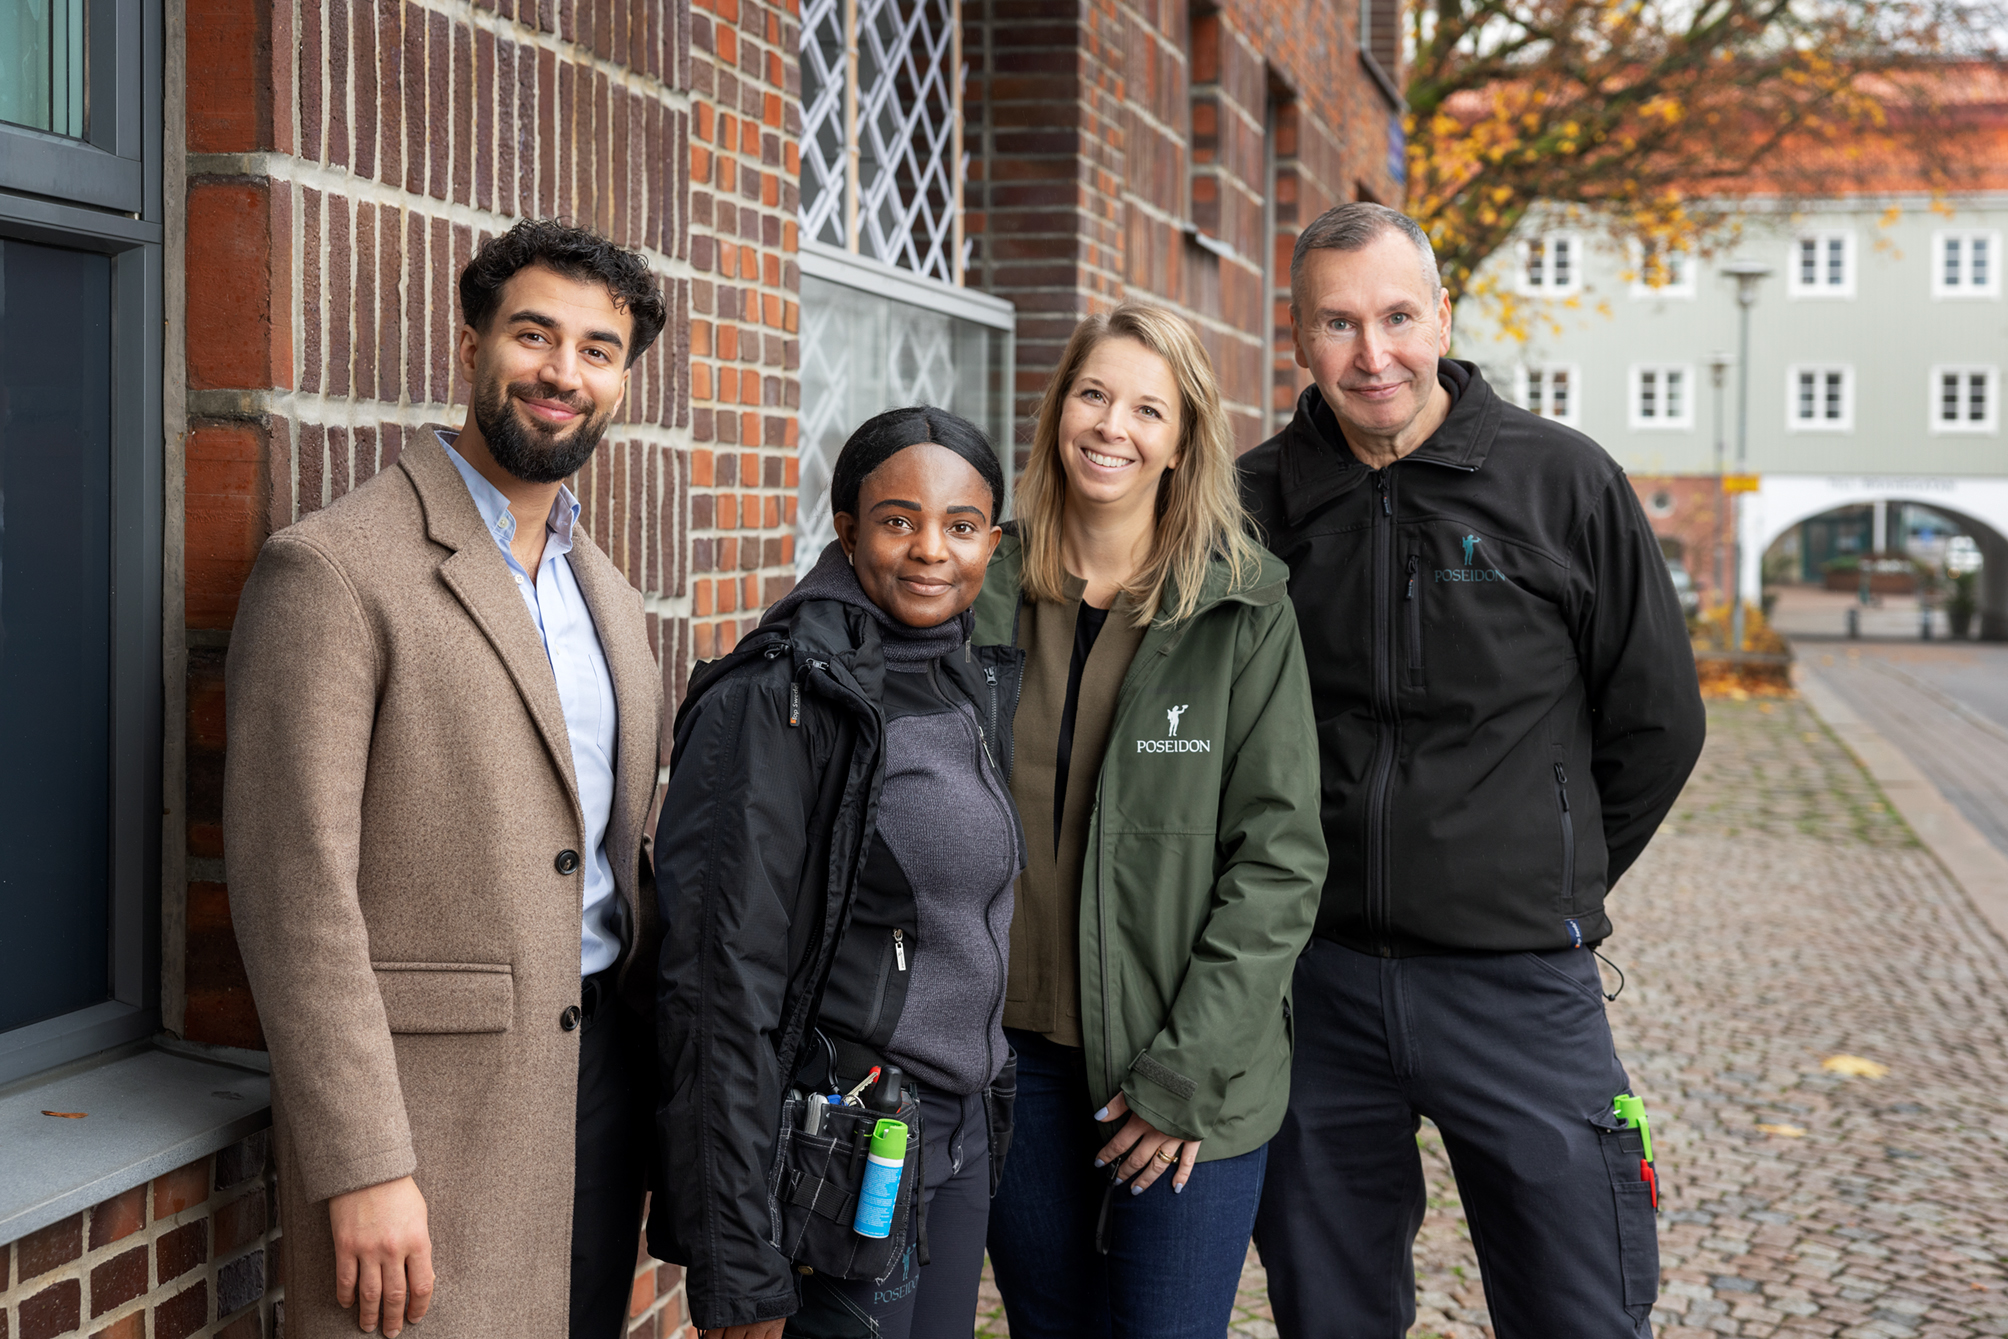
[224,220,667,1339]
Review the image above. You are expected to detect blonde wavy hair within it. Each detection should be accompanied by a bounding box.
[1016,302,1259,626]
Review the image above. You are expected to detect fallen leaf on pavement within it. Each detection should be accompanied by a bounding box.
[1822,1055,1890,1078]
[1755,1123,1807,1137]
[41,1110,86,1119]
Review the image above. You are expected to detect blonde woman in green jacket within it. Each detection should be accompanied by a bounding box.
[975,302,1327,1338]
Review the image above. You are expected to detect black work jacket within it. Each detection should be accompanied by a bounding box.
[1239,362,1705,956]
[644,598,1022,1331]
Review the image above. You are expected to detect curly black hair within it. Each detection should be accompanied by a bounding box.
[458,219,668,366]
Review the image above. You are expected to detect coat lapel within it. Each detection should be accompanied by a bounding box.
[400,432,583,820]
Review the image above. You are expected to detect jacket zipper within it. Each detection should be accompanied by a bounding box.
[1404,553,1423,674]
[1554,763,1576,910]
[963,701,1013,1090]
[892,928,906,971]
[1365,472,1399,954]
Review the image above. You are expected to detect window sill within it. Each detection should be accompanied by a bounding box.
[0,1040,271,1244]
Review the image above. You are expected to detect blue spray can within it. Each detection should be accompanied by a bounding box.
[851,1119,909,1239]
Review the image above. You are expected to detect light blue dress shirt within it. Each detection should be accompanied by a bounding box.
[440,432,622,977]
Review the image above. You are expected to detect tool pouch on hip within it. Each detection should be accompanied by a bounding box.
[768,1089,923,1285]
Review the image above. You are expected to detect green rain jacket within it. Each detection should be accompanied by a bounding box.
[973,531,1328,1158]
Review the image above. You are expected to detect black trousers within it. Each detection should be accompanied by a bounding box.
[570,971,653,1339]
[1254,940,1658,1339]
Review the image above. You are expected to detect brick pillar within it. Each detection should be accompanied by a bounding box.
[686,0,804,657]
[964,0,1403,453]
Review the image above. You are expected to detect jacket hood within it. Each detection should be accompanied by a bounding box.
[1272,358,1505,527]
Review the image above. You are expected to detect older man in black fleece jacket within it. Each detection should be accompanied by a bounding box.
[1242,203,1705,1338]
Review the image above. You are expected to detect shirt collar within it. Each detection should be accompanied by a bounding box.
[436,428,580,562]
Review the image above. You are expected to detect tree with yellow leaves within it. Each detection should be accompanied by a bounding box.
[1404,0,2004,304]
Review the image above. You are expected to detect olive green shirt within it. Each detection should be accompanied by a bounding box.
[1003,575,1145,1047]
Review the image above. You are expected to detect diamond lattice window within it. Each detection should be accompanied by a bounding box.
[799,0,963,284]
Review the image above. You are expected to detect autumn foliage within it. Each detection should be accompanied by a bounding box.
[1401,0,2008,303]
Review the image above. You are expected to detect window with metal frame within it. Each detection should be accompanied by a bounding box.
[1517,364,1579,425]
[1630,364,1693,429]
[0,0,163,1087]
[1788,230,1854,298]
[798,0,962,285]
[1929,365,1997,433]
[1521,233,1579,295]
[1787,364,1853,431]
[1932,230,2000,298]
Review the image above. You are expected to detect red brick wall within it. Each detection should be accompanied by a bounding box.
[686,0,804,657]
[0,1134,279,1339]
[1632,475,1733,609]
[961,0,1401,461]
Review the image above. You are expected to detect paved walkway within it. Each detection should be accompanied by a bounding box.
[978,696,2008,1337]
[1797,642,2008,861]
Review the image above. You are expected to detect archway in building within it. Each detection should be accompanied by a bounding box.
[1738,475,2008,640]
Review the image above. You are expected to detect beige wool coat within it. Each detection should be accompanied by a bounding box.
[223,431,663,1338]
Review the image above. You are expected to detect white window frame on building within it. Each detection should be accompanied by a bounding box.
[796,0,1016,572]
[1786,364,1855,432]
[800,0,963,284]
[1629,363,1695,429]
[1931,230,2000,299]
[1627,242,1695,298]
[1515,364,1580,425]
[1520,233,1582,296]
[1787,229,1856,299]
[1928,365,1997,434]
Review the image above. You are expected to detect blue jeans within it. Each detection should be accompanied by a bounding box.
[986,1029,1267,1339]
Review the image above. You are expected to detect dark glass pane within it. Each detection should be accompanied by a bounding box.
[0,0,86,137]
[0,238,113,1033]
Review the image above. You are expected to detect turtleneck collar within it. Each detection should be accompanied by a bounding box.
[761,540,972,668]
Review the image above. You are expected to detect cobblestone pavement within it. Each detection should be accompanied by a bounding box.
[977,697,2008,1337]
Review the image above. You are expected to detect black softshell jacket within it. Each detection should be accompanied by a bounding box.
[644,597,1022,1331]
[1239,362,1705,956]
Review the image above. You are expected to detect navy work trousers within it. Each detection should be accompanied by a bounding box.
[1255,940,1659,1339]
[987,1028,1268,1339]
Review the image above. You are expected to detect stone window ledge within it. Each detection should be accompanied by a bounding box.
[0,1040,271,1245]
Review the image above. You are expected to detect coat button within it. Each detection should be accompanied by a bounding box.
[555,849,581,875]
[560,1005,582,1032]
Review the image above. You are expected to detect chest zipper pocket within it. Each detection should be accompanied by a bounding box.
[1554,763,1576,910]
[862,932,903,1039]
[1403,555,1424,679]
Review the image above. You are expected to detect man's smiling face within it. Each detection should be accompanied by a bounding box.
[460,263,633,484]
[1291,231,1454,453]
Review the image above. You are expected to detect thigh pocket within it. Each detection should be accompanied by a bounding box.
[1595,1123,1659,1310]
[1611,1180,1659,1308]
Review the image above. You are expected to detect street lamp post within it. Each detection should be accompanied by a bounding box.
[1706,351,1735,615]
[1721,260,1773,652]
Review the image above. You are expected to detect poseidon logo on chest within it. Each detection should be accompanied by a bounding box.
[1137,703,1212,754]
[1436,530,1505,584]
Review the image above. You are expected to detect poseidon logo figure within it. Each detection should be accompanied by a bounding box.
[1167,704,1190,737]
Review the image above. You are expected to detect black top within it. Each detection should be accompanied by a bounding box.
[1237,359,1706,957]
[1052,599,1111,853]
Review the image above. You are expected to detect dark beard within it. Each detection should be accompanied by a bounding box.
[472,375,612,484]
